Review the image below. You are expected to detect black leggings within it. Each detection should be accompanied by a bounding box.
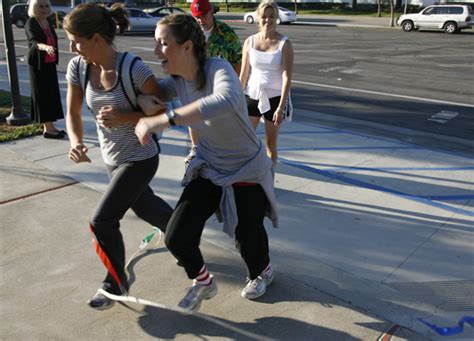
[90,155,173,293]
[165,177,270,280]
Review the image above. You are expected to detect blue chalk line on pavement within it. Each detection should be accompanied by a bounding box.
[321,165,474,172]
[258,130,346,135]
[172,119,474,209]
[417,316,474,336]
[292,121,474,160]
[279,146,417,151]
[423,194,474,201]
[279,157,474,217]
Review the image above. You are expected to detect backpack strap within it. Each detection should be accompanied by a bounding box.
[78,56,91,112]
[118,52,164,141]
[118,52,140,111]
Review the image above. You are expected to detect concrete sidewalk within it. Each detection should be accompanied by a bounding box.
[1,63,473,339]
[0,145,417,340]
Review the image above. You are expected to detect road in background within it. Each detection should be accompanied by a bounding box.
[1,17,473,153]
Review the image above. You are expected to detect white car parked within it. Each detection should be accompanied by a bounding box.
[244,6,297,25]
[397,5,473,34]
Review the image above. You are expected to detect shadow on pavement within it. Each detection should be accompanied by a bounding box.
[138,307,355,340]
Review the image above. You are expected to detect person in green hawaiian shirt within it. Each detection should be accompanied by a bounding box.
[190,0,241,74]
[186,0,242,164]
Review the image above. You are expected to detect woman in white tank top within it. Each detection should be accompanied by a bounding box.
[240,0,294,166]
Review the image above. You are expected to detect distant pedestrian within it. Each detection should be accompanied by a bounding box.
[135,14,278,312]
[240,0,294,165]
[63,3,173,310]
[25,0,65,139]
[185,0,242,164]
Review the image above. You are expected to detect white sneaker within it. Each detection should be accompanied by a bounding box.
[178,278,218,312]
[241,268,274,300]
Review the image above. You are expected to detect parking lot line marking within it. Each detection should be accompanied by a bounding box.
[130,46,155,51]
[293,80,474,108]
[428,110,459,124]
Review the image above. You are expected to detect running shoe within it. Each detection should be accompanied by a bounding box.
[241,268,274,300]
[178,277,217,312]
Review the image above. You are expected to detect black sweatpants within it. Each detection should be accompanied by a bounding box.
[165,177,270,280]
[90,155,173,293]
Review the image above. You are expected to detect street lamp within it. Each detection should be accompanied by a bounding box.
[1,0,30,126]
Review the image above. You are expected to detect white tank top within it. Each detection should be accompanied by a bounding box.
[246,35,287,113]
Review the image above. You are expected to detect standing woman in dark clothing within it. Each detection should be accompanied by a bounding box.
[25,0,65,139]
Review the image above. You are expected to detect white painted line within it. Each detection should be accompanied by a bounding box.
[293,80,474,108]
[319,66,346,73]
[130,46,155,51]
[427,110,459,124]
[340,68,363,74]
[11,44,474,108]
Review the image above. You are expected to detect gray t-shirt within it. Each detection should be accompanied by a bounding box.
[66,53,157,166]
[160,58,260,172]
[159,58,278,235]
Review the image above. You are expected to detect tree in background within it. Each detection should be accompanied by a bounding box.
[389,0,395,26]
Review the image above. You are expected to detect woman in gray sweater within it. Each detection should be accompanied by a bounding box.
[135,14,278,312]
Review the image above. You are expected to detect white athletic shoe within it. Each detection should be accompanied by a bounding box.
[241,268,274,300]
[178,278,218,312]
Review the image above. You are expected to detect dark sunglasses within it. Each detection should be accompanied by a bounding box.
[38,4,50,8]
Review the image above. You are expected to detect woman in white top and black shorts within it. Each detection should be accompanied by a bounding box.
[240,0,294,166]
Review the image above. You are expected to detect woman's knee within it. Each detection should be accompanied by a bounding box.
[265,137,278,152]
[164,229,186,255]
[90,215,119,236]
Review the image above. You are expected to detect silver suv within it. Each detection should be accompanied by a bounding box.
[397,5,473,34]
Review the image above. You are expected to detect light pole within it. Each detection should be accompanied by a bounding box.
[1,0,30,126]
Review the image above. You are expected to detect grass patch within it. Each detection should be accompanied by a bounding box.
[0,90,42,143]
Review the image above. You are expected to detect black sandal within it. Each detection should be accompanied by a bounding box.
[43,132,64,139]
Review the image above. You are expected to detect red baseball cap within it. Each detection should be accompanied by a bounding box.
[190,0,212,17]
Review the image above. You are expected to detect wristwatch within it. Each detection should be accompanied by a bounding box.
[165,104,176,127]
